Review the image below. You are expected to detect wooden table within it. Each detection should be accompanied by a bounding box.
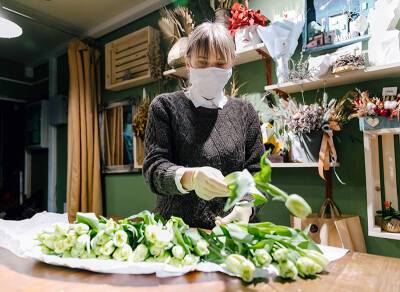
[1,247,399,292]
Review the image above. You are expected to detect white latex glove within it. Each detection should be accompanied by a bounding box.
[215,204,253,225]
[183,166,230,201]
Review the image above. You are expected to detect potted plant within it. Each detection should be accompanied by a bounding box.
[228,1,269,51]
[349,89,400,131]
[158,7,195,68]
[376,200,400,233]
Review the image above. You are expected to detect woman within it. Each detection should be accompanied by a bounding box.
[143,22,264,229]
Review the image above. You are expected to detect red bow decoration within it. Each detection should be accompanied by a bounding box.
[228,2,269,36]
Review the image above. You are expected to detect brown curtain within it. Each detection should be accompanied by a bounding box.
[67,39,102,222]
[104,106,124,166]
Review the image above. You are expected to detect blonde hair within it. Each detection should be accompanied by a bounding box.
[185,22,235,65]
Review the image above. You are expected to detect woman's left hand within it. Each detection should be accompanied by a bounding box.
[215,204,252,225]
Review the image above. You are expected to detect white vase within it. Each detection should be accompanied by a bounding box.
[234,25,262,51]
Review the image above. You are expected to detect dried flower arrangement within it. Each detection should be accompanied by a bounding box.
[289,53,315,82]
[228,1,269,36]
[349,89,400,120]
[133,96,151,140]
[261,90,349,147]
[332,54,365,73]
[158,7,195,47]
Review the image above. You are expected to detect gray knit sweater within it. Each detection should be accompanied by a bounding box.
[142,90,264,229]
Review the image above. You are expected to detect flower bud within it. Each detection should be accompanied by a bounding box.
[40,245,53,255]
[183,254,200,266]
[194,239,209,256]
[70,247,84,258]
[272,248,289,263]
[172,245,185,260]
[104,218,117,235]
[76,234,91,252]
[296,257,323,277]
[304,250,329,270]
[149,244,164,257]
[129,244,149,262]
[225,254,255,282]
[278,260,298,280]
[254,248,272,267]
[99,240,115,256]
[53,239,69,254]
[94,230,111,246]
[73,223,90,235]
[53,224,68,236]
[112,244,133,261]
[285,194,312,218]
[113,230,128,248]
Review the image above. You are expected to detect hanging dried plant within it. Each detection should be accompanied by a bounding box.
[226,71,247,98]
[158,7,195,47]
[133,97,151,140]
[210,0,243,10]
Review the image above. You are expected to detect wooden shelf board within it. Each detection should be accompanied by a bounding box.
[163,43,269,78]
[363,127,400,135]
[368,226,400,240]
[265,62,400,94]
[271,162,340,168]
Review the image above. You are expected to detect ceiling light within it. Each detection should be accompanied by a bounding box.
[0,16,22,38]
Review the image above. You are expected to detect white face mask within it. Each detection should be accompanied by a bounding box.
[189,67,232,101]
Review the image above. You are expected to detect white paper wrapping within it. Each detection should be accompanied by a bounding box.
[0,211,349,278]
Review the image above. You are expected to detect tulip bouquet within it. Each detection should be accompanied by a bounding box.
[36,154,328,282]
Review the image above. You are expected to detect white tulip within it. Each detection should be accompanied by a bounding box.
[194,239,209,256]
[99,240,116,256]
[112,244,133,261]
[73,223,90,235]
[172,245,185,260]
[254,249,272,267]
[183,254,200,266]
[76,234,91,252]
[113,230,128,247]
[224,254,255,282]
[104,218,117,235]
[129,244,149,262]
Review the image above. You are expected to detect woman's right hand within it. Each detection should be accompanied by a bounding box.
[181,167,230,201]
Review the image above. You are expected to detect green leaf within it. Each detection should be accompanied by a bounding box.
[252,192,268,206]
[76,212,99,232]
[128,210,157,225]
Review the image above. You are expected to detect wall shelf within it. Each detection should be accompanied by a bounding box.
[363,127,400,241]
[368,226,400,240]
[163,43,269,79]
[271,162,339,168]
[264,62,400,94]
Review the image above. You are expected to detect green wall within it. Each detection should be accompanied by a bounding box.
[96,0,400,258]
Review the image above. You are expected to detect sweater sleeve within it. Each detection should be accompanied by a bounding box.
[142,96,184,196]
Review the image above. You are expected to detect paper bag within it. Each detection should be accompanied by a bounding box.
[291,214,366,253]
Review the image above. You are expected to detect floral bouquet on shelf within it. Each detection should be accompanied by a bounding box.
[261,90,349,179]
[228,1,269,50]
[376,200,400,233]
[348,89,400,131]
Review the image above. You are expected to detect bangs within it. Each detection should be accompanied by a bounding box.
[186,22,235,64]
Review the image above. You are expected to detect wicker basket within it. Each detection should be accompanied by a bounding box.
[382,218,400,233]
